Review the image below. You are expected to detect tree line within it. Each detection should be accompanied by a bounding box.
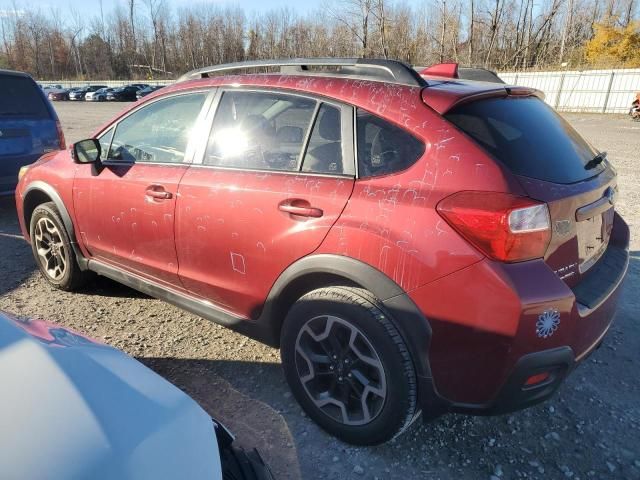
[0,0,638,81]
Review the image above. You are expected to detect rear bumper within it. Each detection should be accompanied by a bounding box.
[411,212,629,415]
[451,346,576,415]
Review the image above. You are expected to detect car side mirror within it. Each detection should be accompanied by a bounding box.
[72,138,101,164]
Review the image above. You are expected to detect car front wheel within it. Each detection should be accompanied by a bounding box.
[281,286,419,445]
[29,202,89,291]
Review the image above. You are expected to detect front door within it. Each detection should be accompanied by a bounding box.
[73,91,210,288]
[176,90,355,317]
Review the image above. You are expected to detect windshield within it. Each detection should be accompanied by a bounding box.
[445,96,605,184]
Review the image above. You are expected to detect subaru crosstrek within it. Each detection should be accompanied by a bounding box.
[15,59,629,445]
[1,69,65,195]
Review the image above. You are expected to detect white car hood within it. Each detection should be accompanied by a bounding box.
[0,313,222,480]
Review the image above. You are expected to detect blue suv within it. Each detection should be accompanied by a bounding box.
[0,70,65,195]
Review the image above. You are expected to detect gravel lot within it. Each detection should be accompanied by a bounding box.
[0,102,638,480]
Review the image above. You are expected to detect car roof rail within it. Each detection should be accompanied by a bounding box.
[177,58,428,87]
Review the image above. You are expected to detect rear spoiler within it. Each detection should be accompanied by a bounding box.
[418,63,505,84]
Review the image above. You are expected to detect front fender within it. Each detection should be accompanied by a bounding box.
[22,181,88,270]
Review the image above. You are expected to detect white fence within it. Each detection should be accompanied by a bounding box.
[499,68,640,114]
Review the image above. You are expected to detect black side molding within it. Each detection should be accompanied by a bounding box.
[88,259,274,344]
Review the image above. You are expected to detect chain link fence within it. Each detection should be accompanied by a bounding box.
[499,68,640,114]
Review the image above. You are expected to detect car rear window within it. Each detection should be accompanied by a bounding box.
[0,74,50,119]
[445,96,604,184]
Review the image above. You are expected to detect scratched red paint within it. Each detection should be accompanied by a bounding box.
[15,72,629,406]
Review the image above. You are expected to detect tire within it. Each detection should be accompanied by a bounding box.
[281,286,419,445]
[29,202,89,291]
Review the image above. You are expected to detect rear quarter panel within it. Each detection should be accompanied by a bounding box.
[317,91,525,293]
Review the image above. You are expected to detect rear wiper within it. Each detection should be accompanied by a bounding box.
[585,151,607,170]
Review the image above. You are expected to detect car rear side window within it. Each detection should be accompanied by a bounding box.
[445,97,604,184]
[301,104,344,174]
[205,91,317,172]
[356,109,424,178]
[107,93,206,164]
[0,74,50,119]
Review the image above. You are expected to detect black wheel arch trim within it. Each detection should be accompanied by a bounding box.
[22,181,88,270]
[258,254,434,378]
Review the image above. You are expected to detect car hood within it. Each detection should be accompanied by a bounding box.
[0,312,222,480]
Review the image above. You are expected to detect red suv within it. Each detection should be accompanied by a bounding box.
[15,59,629,445]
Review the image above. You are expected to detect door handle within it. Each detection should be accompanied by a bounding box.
[146,186,173,200]
[278,200,323,218]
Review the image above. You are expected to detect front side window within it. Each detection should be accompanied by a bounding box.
[107,93,206,164]
[356,109,425,178]
[98,127,114,158]
[205,91,317,171]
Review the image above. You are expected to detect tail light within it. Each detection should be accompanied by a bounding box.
[55,120,66,150]
[437,191,551,262]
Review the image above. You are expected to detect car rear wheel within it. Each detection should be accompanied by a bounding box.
[29,202,89,291]
[281,286,419,445]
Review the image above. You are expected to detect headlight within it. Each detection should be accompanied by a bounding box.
[18,166,30,181]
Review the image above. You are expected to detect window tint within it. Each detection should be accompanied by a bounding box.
[301,104,343,174]
[0,74,50,119]
[205,91,316,171]
[107,93,206,164]
[356,109,425,178]
[445,97,604,184]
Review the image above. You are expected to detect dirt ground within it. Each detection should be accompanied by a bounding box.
[0,102,638,480]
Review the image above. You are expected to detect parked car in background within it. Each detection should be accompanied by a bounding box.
[15,58,630,445]
[136,85,164,100]
[106,86,140,101]
[0,69,64,195]
[0,311,274,480]
[69,85,108,101]
[86,87,115,102]
[130,83,150,90]
[47,88,70,101]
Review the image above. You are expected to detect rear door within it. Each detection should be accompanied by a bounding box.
[445,96,616,286]
[176,89,355,317]
[0,72,59,193]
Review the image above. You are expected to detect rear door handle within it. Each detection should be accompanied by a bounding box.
[278,200,323,218]
[146,185,173,200]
